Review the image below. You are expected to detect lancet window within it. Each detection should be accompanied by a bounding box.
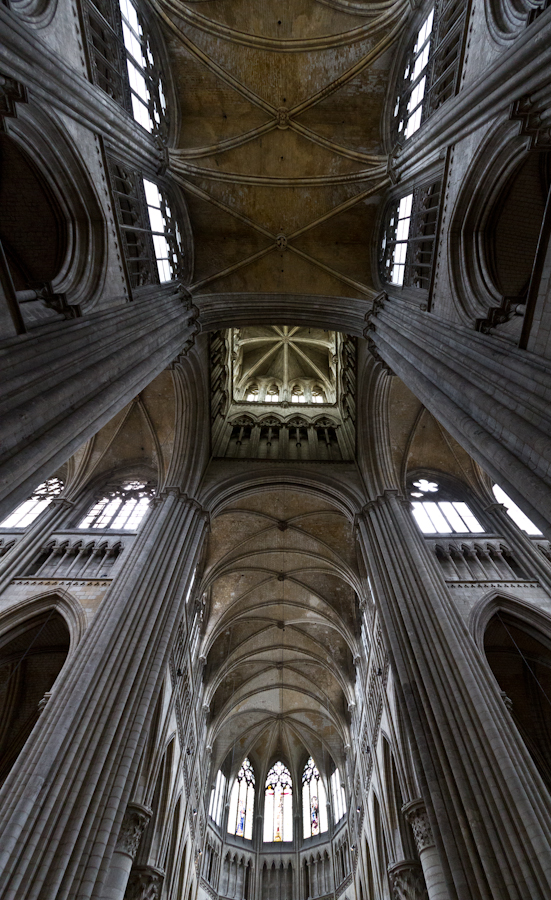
[302,757,328,839]
[209,769,226,827]
[492,485,542,536]
[330,768,346,824]
[227,758,255,840]
[83,0,168,137]
[379,182,442,290]
[409,479,485,534]
[78,481,155,531]
[0,478,64,529]
[263,761,293,842]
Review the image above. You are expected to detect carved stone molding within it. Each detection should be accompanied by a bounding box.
[0,74,28,121]
[124,864,165,900]
[387,860,427,900]
[402,799,435,853]
[511,86,551,151]
[116,803,153,860]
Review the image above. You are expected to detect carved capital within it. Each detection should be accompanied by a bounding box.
[116,803,152,860]
[511,87,551,151]
[125,864,165,900]
[402,799,435,852]
[387,860,427,900]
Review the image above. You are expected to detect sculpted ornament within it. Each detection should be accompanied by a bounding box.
[125,865,164,900]
[387,860,427,900]
[402,799,435,852]
[116,803,152,859]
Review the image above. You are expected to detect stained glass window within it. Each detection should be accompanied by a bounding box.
[209,770,226,827]
[79,481,155,531]
[0,478,64,529]
[263,761,293,842]
[228,758,255,840]
[302,757,328,839]
[331,768,346,824]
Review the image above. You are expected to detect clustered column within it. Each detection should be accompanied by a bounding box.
[357,489,551,900]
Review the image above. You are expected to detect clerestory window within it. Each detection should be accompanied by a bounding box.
[302,757,328,839]
[107,157,186,289]
[264,761,293,842]
[409,479,484,534]
[330,767,346,824]
[209,769,226,827]
[393,0,468,145]
[380,182,442,291]
[79,480,155,531]
[227,758,255,840]
[492,485,542,536]
[0,478,64,529]
[83,0,168,137]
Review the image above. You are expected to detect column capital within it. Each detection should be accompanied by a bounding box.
[387,859,427,900]
[402,799,435,852]
[116,803,152,861]
[124,864,165,900]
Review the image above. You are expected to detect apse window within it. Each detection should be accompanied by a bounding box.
[246,385,259,401]
[291,386,306,403]
[302,757,328,839]
[330,767,346,824]
[266,385,279,402]
[143,180,184,283]
[120,0,166,133]
[209,769,226,827]
[228,758,255,840]
[79,481,154,531]
[312,387,325,404]
[492,485,542,536]
[410,479,484,534]
[264,761,293,842]
[0,478,64,529]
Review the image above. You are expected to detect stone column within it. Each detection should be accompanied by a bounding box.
[124,865,164,900]
[357,490,551,900]
[102,803,152,900]
[367,295,551,535]
[0,488,209,900]
[0,286,198,521]
[402,800,448,900]
[387,860,427,900]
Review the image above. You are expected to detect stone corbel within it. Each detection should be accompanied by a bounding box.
[124,864,165,900]
[387,860,427,900]
[116,802,153,861]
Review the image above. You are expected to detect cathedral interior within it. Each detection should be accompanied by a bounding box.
[1,0,551,898]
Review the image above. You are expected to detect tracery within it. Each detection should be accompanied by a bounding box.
[78,480,155,531]
[227,758,255,841]
[264,761,293,843]
[302,757,328,839]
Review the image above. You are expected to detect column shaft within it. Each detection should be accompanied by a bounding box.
[0,289,197,521]
[0,489,208,900]
[358,491,551,900]
[370,297,551,533]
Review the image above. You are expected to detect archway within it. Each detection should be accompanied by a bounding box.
[0,609,70,785]
[484,611,551,792]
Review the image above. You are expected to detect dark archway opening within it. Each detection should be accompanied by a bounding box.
[484,611,551,793]
[0,134,67,291]
[0,609,70,786]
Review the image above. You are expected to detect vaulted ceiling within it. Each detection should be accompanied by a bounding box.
[155,0,408,303]
[199,488,361,783]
